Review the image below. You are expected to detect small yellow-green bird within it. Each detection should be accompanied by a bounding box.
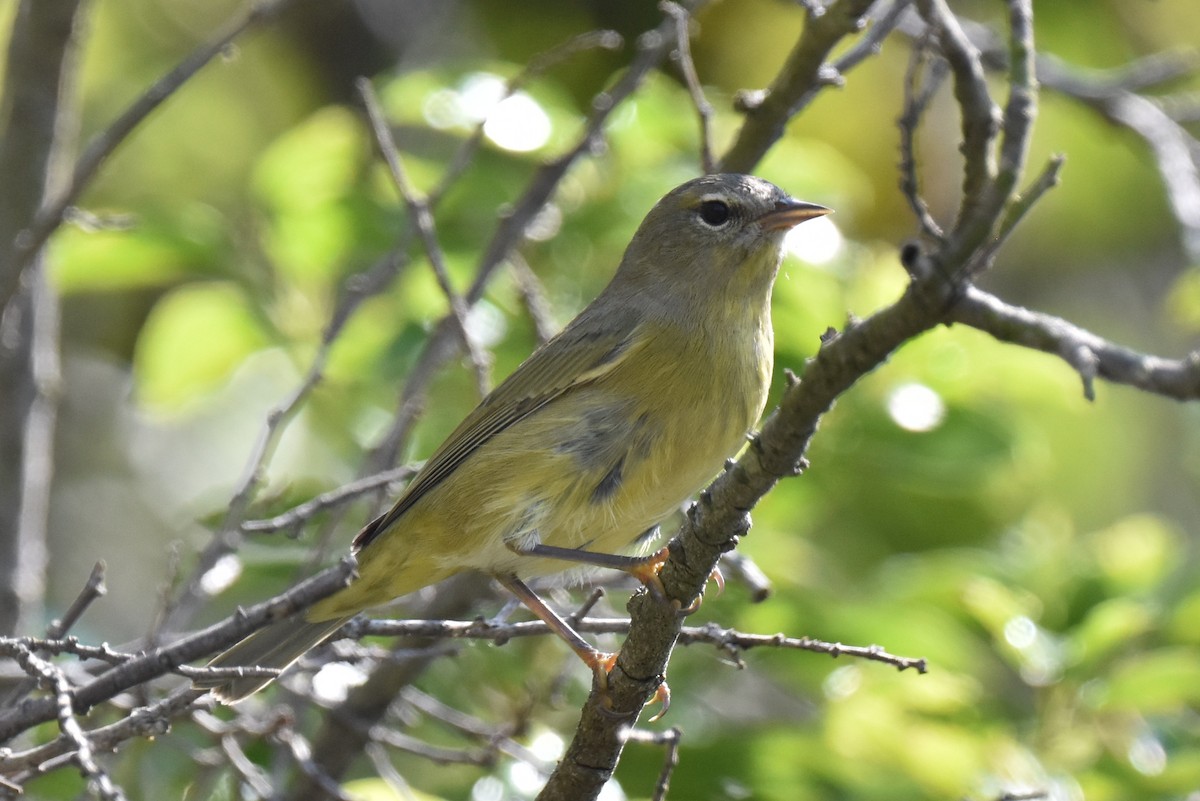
[195,173,829,703]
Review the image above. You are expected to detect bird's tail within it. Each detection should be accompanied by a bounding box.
[193,615,354,703]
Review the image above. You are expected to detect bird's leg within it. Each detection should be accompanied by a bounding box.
[496,574,670,720]
[516,543,671,600]
[513,542,723,613]
[496,573,615,683]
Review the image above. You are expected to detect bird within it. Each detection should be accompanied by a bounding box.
[194,173,830,705]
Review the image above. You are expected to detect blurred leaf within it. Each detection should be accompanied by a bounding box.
[1068,598,1155,668]
[1099,648,1200,712]
[1165,267,1200,332]
[345,777,449,801]
[253,106,370,284]
[1086,514,1180,593]
[1166,588,1200,645]
[133,281,270,409]
[51,203,230,291]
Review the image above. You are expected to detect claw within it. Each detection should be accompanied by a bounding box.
[646,680,672,722]
[585,650,672,722]
[626,546,671,601]
[584,650,617,691]
[674,566,726,615]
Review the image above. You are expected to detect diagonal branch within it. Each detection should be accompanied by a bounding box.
[357,77,493,397]
[719,0,878,173]
[2,0,299,305]
[950,285,1200,402]
[0,558,355,742]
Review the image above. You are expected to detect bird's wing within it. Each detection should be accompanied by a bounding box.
[353,315,648,551]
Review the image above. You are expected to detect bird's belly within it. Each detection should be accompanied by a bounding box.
[438,395,753,579]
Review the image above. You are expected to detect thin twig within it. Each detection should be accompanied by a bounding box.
[8,644,126,800]
[508,253,558,344]
[993,0,1036,202]
[219,732,274,798]
[966,154,1063,278]
[430,29,624,206]
[358,77,492,398]
[718,551,773,602]
[898,32,948,239]
[5,0,298,287]
[240,466,418,535]
[949,285,1200,401]
[275,724,356,801]
[349,616,928,672]
[662,1,715,172]
[624,726,683,801]
[365,742,421,798]
[1,688,202,777]
[831,0,913,76]
[0,559,356,742]
[720,0,880,173]
[46,560,106,639]
[913,0,998,210]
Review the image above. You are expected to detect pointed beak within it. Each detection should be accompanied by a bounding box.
[759,198,832,232]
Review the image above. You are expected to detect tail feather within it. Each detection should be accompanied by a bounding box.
[193,615,353,703]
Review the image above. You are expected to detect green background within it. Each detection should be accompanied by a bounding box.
[10,0,1200,799]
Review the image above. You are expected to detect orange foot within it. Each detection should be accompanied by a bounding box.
[627,548,727,615]
[583,649,671,722]
[625,546,671,602]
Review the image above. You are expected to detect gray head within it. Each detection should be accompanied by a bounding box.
[613,173,830,295]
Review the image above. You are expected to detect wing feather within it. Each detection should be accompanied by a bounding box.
[354,316,647,551]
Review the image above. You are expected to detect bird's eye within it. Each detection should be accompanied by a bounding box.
[698,199,731,227]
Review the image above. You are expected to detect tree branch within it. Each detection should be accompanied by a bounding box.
[720,0,878,173]
[0,558,355,743]
[950,285,1200,401]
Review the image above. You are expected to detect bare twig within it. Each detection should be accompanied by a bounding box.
[0,687,201,777]
[46,561,106,639]
[949,285,1200,401]
[349,617,927,672]
[994,0,1036,203]
[220,732,274,798]
[905,12,1200,262]
[969,154,1064,281]
[0,558,356,742]
[395,688,549,772]
[677,624,928,672]
[240,466,418,536]
[913,0,999,213]
[717,551,773,602]
[831,0,912,76]
[358,77,492,398]
[898,32,948,239]
[624,726,683,801]
[276,724,356,801]
[4,0,299,294]
[508,253,558,345]
[721,0,878,173]
[662,1,715,172]
[7,643,126,800]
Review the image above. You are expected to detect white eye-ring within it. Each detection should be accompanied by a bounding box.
[697,197,732,227]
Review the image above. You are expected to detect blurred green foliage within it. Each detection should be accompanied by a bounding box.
[16,0,1200,799]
